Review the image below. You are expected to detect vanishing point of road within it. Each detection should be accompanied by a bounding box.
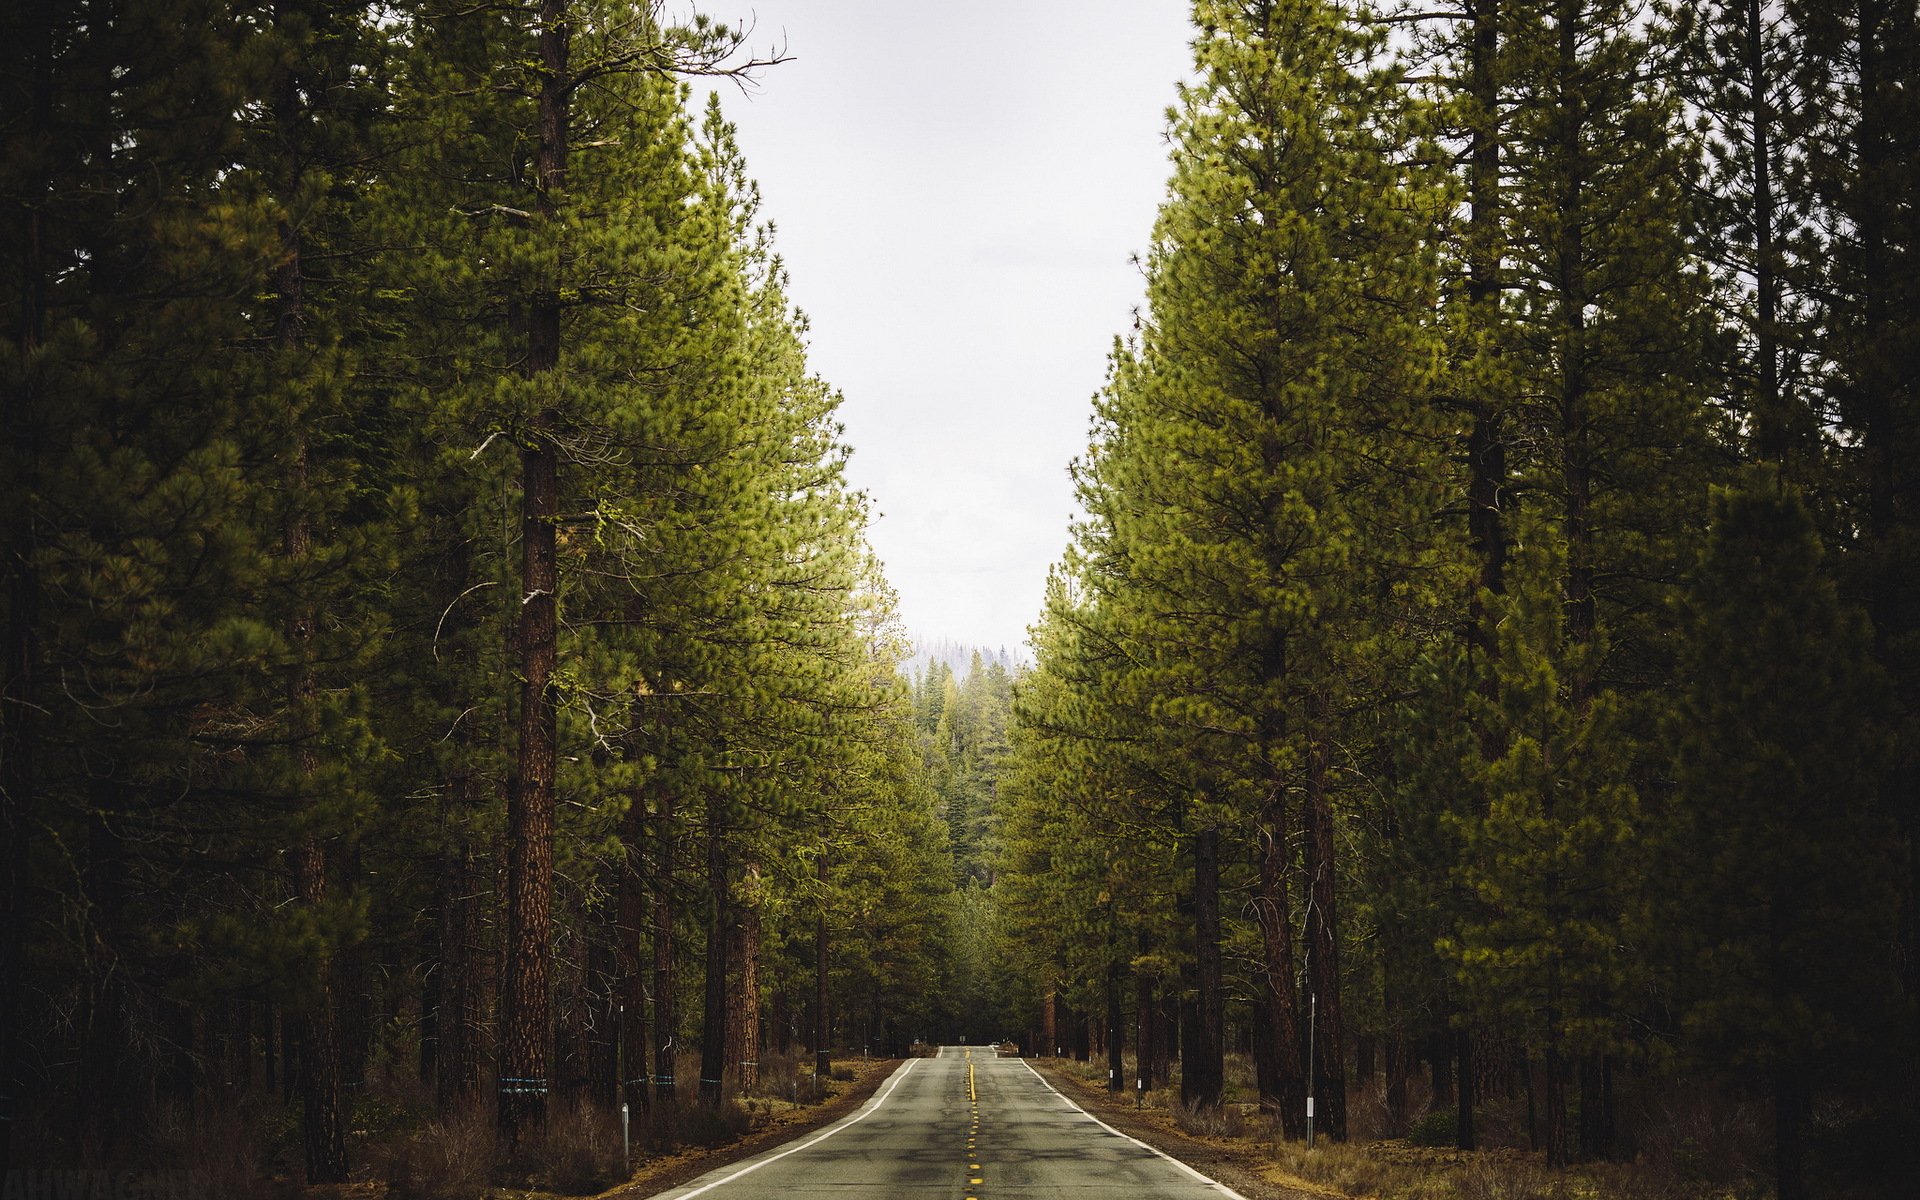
[644,1045,1246,1200]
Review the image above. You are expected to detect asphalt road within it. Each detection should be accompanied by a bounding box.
[645,1046,1246,1200]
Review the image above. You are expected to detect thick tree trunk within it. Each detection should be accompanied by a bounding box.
[271,15,346,1171]
[1186,827,1225,1108]
[1430,1031,1455,1105]
[1457,1029,1477,1150]
[1382,959,1407,1139]
[654,790,679,1104]
[1042,989,1057,1057]
[498,0,571,1144]
[699,815,730,1107]
[1256,791,1307,1137]
[1302,708,1345,1141]
[1105,954,1124,1093]
[730,861,762,1093]
[294,841,346,1180]
[1459,0,1502,1157]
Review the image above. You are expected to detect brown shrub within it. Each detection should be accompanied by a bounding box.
[377,1102,495,1200]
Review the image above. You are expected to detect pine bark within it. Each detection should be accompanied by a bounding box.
[271,8,345,1173]
[699,814,730,1107]
[730,861,762,1093]
[1458,0,1502,1155]
[499,0,569,1142]
[616,793,651,1112]
[654,789,679,1103]
[1185,827,1225,1108]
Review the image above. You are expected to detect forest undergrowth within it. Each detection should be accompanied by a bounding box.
[1046,1055,1811,1200]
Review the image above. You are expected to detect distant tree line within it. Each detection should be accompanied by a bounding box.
[0,0,954,1188]
[993,1,1918,1197]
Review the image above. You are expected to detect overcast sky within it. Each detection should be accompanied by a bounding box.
[693,1,1196,656]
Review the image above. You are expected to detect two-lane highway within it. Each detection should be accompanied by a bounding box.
[646,1047,1245,1199]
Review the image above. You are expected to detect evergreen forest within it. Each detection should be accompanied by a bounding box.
[2,0,1917,1199]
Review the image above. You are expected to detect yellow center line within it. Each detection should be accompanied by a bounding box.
[968,1060,976,1102]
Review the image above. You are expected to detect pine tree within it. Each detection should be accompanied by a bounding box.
[1665,470,1898,1200]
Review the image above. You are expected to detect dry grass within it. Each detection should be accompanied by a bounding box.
[1044,1055,1764,1200]
[376,1102,494,1200]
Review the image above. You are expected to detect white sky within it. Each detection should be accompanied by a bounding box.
[694,1,1196,655]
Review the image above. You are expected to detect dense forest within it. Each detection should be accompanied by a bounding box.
[0,0,961,1192]
[989,0,1919,1198]
[3,0,1917,1198]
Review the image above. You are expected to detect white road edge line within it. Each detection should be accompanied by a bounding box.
[664,1058,922,1199]
[1018,1059,1250,1200]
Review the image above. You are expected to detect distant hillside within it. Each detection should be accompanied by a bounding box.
[901,636,1024,681]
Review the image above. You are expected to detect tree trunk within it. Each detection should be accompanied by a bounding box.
[293,840,346,1180]
[270,12,346,1171]
[1185,827,1225,1108]
[1302,707,1345,1141]
[731,861,762,1093]
[1042,988,1057,1057]
[1457,1029,1477,1150]
[699,813,730,1107]
[1256,791,1307,1137]
[654,790,679,1104]
[1459,0,1502,1160]
[1428,1030,1454,1105]
[616,793,651,1113]
[499,0,570,1144]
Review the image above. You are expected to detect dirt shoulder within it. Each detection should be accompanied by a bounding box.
[601,1058,904,1200]
[1028,1061,1344,1200]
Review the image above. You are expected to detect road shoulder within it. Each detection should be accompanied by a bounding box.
[1027,1061,1340,1200]
[603,1058,905,1200]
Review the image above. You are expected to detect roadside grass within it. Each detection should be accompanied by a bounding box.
[1040,1053,1762,1200]
[324,1050,894,1200]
